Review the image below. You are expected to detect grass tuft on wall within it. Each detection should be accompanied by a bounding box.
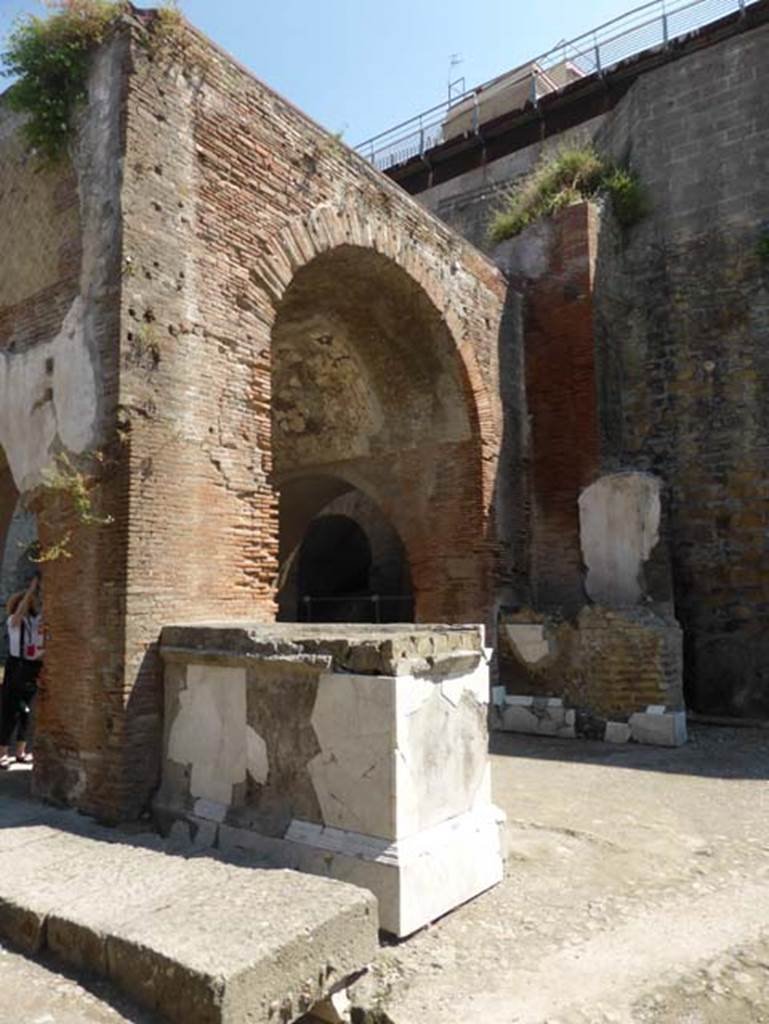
[488,145,648,244]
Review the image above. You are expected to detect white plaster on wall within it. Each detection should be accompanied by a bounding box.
[0,41,127,493]
[308,673,397,838]
[308,664,491,842]
[579,472,662,607]
[439,654,488,705]
[168,663,248,806]
[395,667,489,838]
[0,297,99,491]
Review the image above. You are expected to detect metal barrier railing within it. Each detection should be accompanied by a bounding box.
[355,0,758,172]
[299,594,415,623]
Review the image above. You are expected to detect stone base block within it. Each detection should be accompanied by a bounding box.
[218,806,505,938]
[604,721,632,743]
[628,709,687,747]
[0,803,378,1024]
[493,696,688,748]
[494,696,576,738]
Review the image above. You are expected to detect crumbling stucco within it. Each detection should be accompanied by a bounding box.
[579,472,662,607]
[0,40,125,493]
[167,664,270,807]
[0,298,98,491]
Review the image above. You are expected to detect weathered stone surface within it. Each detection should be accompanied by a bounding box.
[604,721,632,744]
[496,700,576,739]
[498,605,684,720]
[222,804,505,938]
[0,799,378,1024]
[156,625,502,936]
[160,623,484,677]
[629,710,688,747]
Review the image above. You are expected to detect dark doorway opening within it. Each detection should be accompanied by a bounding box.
[279,483,415,624]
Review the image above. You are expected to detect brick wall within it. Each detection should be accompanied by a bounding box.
[499,606,683,718]
[0,108,81,353]
[47,16,512,818]
[498,203,602,612]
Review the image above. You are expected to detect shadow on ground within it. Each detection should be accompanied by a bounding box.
[0,761,33,799]
[491,722,769,780]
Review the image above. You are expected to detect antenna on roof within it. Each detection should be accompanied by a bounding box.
[448,53,465,106]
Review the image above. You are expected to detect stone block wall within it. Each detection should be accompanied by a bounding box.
[592,20,769,717]
[415,16,769,718]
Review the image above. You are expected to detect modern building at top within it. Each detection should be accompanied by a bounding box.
[357,0,761,185]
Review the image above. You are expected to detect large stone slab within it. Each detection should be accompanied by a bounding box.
[0,801,378,1024]
[156,623,504,937]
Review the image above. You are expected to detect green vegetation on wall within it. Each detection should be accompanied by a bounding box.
[488,145,648,243]
[1,0,181,165]
[1,1,125,163]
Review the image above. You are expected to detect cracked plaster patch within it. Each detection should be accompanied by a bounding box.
[579,472,662,607]
[308,672,396,838]
[0,297,99,492]
[168,664,248,806]
[504,623,553,666]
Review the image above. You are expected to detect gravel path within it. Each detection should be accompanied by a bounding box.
[360,726,769,1023]
[4,727,769,1023]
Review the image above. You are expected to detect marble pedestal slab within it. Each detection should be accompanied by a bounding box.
[155,623,505,937]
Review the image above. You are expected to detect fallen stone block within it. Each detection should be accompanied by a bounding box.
[0,801,378,1024]
[102,867,377,1024]
[629,709,687,747]
[491,685,507,707]
[499,704,541,733]
[605,721,632,743]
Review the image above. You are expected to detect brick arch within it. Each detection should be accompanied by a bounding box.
[251,200,500,509]
[265,216,499,623]
[276,471,414,623]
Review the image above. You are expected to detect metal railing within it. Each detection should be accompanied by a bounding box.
[356,0,758,172]
[298,594,415,624]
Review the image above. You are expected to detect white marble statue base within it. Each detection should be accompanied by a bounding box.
[217,805,505,937]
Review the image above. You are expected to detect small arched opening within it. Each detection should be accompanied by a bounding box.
[277,477,414,623]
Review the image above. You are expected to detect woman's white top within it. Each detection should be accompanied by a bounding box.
[6,614,44,661]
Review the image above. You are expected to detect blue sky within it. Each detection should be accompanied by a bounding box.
[0,0,639,143]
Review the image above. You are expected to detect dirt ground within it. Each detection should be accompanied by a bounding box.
[4,726,769,1023]
[356,725,769,1023]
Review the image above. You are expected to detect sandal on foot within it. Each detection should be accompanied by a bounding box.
[0,756,11,770]
[15,753,32,764]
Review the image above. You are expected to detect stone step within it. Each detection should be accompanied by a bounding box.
[0,797,378,1023]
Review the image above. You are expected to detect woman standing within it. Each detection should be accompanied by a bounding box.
[0,575,43,769]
